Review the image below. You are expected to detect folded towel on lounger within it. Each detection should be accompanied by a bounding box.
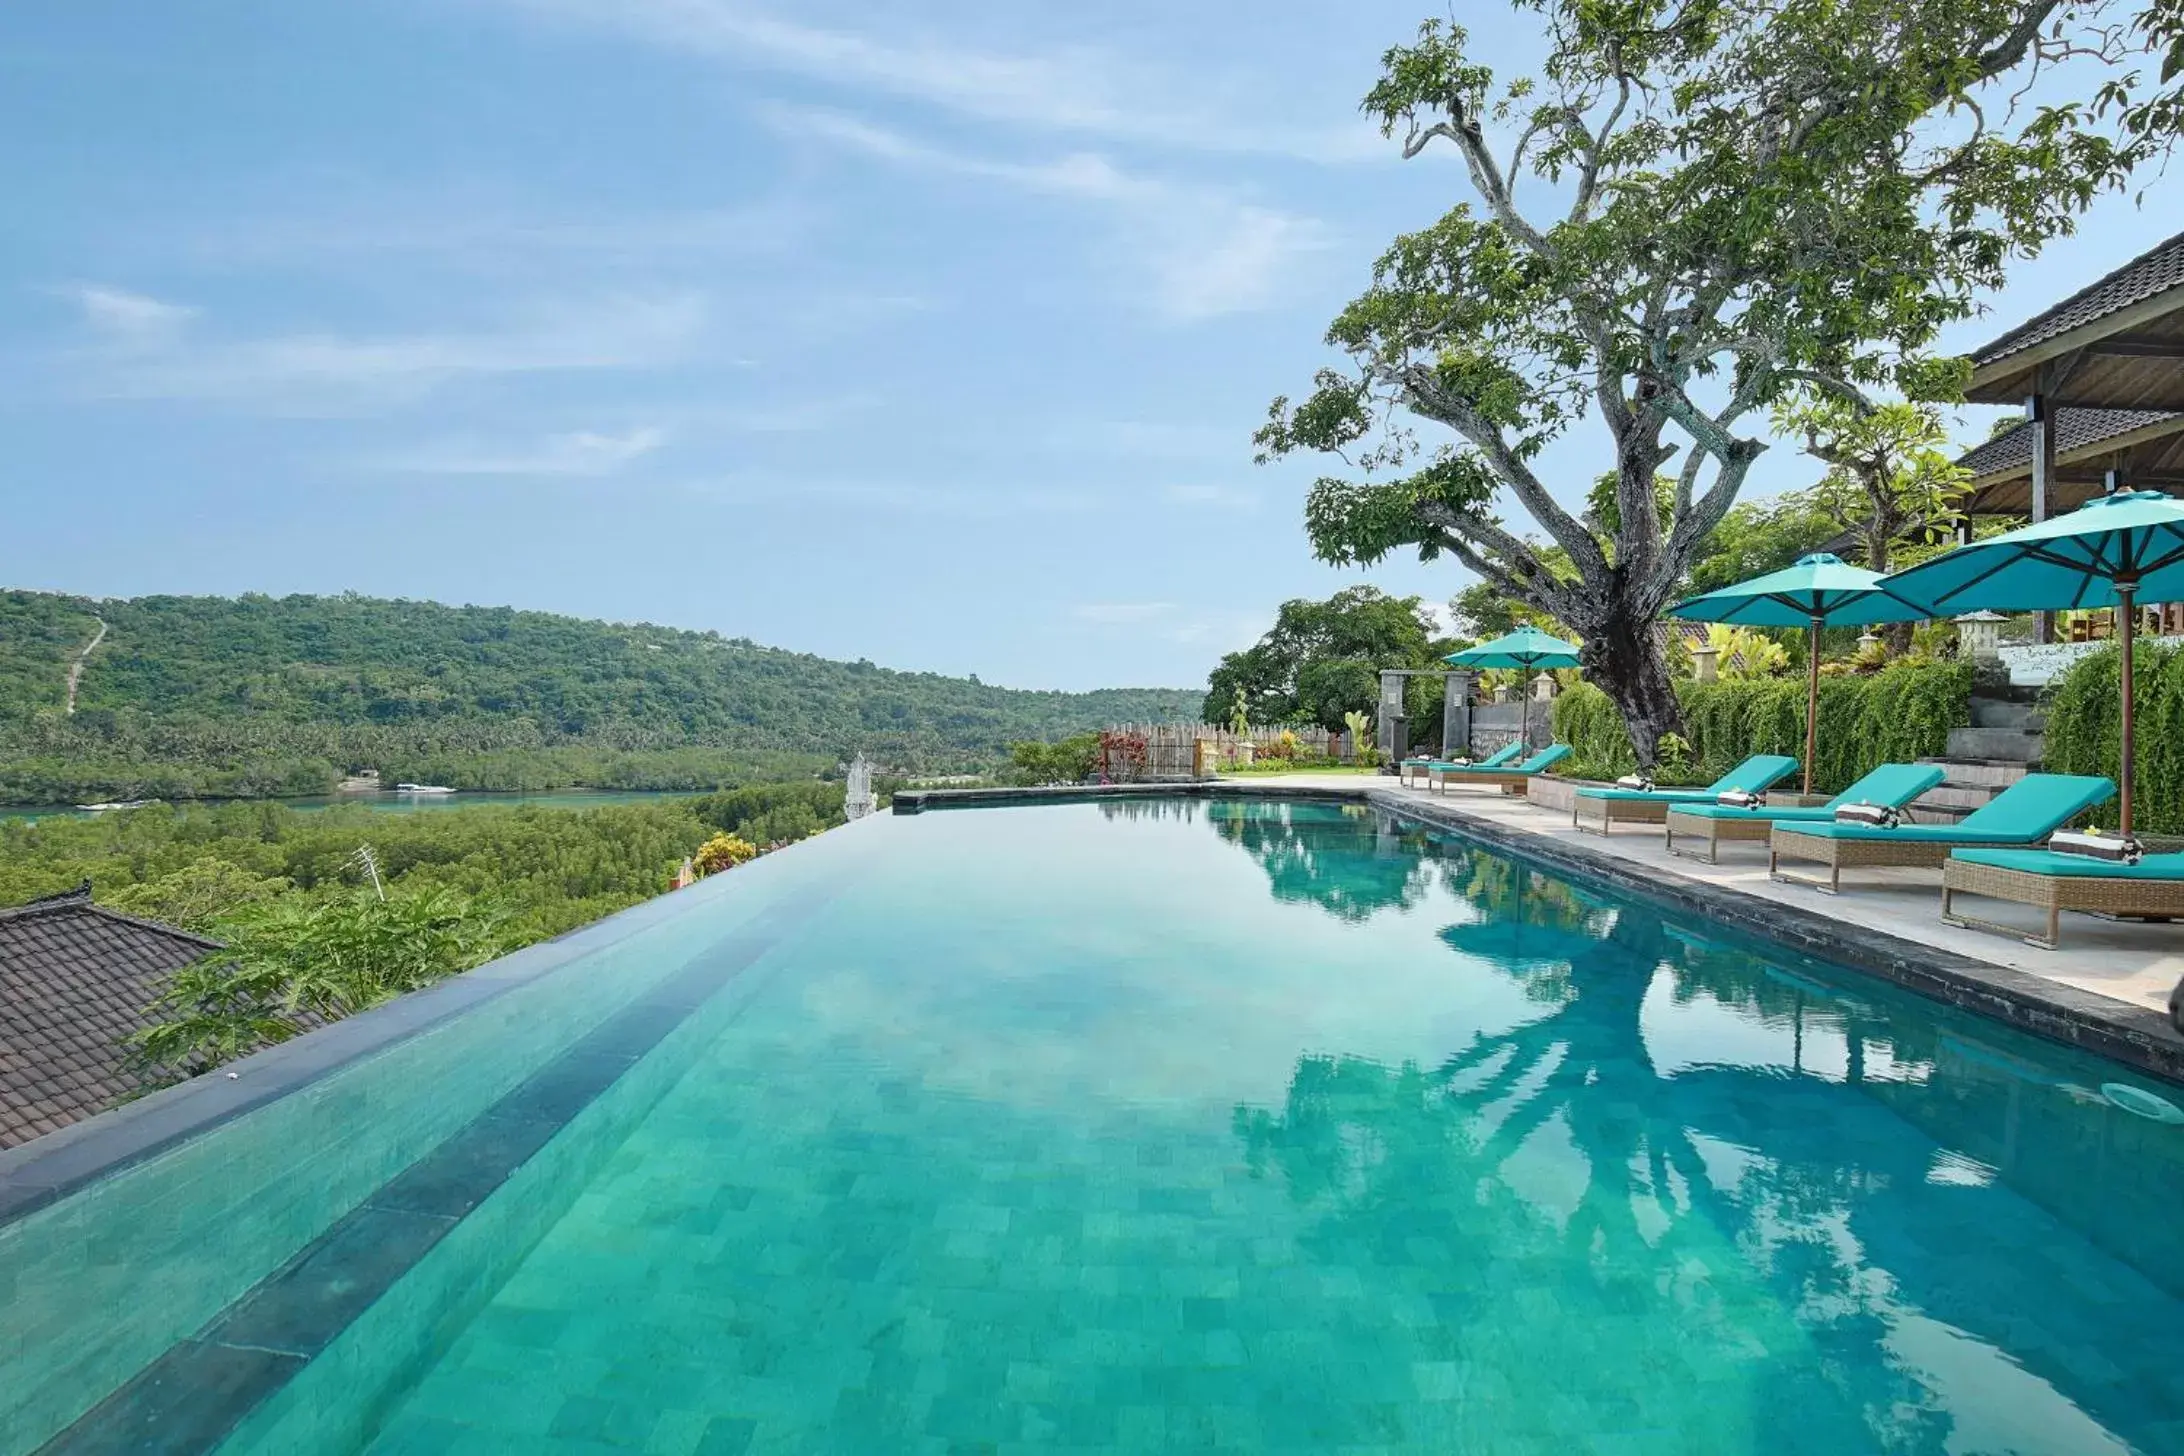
[2050,829,2144,865]
[1834,802,1902,828]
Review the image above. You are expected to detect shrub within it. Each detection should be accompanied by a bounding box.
[1097,730,1151,782]
[1006,732,1099,785]
[1550,660,1970,791]
[693,833,759,875]
[129,888,502,1079]
[1341,709,1372,759]
[2044,642,2184,833]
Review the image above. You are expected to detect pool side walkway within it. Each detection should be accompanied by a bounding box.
[1294,771,2184,1014]
[895,774,2184,1081]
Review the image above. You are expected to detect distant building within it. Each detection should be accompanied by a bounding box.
[0,884,220,1149]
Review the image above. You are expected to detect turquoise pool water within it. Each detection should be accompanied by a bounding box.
[12,797,2184,1454]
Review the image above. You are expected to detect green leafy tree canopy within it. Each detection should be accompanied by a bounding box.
[1257,2,2157,764]
[1204,587,1453,731]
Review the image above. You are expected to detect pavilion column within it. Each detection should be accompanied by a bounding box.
[2029,381,2055,643]
[1442,671,1473,758]
[1377,671,1406,760]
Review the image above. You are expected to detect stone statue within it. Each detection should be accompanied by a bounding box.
[843,754,877,821]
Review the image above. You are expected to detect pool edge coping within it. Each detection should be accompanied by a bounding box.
[898,781,2184,1085]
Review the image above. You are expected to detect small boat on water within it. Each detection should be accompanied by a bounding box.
[393,783,457,795]
[76,799,155,812]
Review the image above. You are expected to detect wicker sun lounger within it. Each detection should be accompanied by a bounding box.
[1941,848,2184,949]
[1402,742,1522,788]
[1572,755,1799,835]
[1428,743,1571,796]
[1767,773,2116,894]
[1662,763,1946,864]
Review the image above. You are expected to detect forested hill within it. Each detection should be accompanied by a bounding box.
[0,590,1189,802]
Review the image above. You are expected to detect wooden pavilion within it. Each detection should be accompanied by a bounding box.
[1956,231,2184,638]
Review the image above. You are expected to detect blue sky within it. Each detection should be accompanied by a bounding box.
[1,2,2175,692]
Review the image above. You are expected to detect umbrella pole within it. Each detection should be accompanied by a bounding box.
[1803,615,1822,798]
[2119,579,2138,835]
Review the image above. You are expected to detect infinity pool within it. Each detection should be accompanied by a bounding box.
[11,797,2184,1454]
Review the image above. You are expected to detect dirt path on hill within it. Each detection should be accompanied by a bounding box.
[64,617,106,715]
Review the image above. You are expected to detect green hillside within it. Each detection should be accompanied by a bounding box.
[0,591,1190,803]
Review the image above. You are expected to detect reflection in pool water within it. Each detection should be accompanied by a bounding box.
[23,796,2180,1455]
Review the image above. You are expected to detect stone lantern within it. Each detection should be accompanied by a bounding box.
[1689,644,1720,683]
[1953,610,2007,662]
[1531,671,1556,702]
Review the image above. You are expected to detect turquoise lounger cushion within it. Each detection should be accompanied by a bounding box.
[1826,762,1949,810]
[1580,787,1722,804]
[1671,762,1946,824]
[1578,753,1798,803]
[1773,773,2115,844]
[1951,848,2184,880]
[1706,754,1800,796]
[1446,743,1571,776]
[1431,742,1528,772]
[1670,803,1836,824]
[1773,822,2051,844]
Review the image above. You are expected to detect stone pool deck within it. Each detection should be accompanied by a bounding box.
[1350,773,2184,1014]
[896,774,2184,1082]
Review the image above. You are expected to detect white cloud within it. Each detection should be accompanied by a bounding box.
[375,426,667,476]
[1161,609,1269,648]
[1072,601,1265,648]
[493,0,1376,162]
[759,104,1142,201]
[191,197,811,265]
[66,293,706,414]
[680,476,1098,518]
[1073,602,1174,624]
[1150,207,1331,321]
[60,284,197,344]
[1164,483,1258,510]
[756,104,1331,321]
[674,396,869,434]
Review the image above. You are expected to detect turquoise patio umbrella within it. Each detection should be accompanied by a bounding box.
[1879,490,2184,834]
[1446,626,1582,754]
[1667,553,1933,796]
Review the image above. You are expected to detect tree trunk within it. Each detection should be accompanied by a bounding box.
[1864,513,1915,654]
[1580,603,1684,769]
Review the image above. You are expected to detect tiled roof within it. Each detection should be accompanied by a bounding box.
[1957,408,2183,478]
[1973,232,2184,366]
[0,885,221,1149]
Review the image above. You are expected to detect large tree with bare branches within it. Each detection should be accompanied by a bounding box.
[1258,1,2166,765]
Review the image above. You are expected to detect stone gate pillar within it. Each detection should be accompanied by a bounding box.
[1377,670,1407,758]
[1443,672,1473,757]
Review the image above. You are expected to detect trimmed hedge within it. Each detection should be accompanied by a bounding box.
[2042,642,2184,834]
[1550,661,1972,793]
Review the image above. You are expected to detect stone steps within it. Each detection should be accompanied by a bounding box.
[1948,685,2047,766]
[1968,698,2047,731]
[1920,756,2035,788]
[1944,726,2044,763]
[1908,755,2035,824]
